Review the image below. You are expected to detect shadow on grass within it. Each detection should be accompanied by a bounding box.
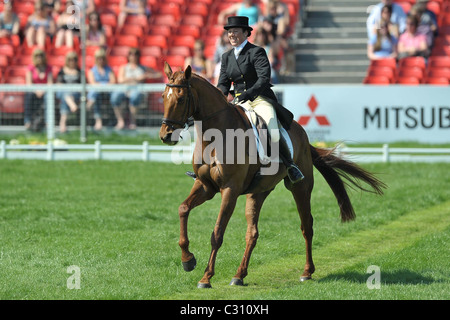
[319,269,439,285]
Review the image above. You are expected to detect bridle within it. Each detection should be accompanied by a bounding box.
[162,81,196,131]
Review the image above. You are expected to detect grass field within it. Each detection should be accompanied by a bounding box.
[0,160,449,300]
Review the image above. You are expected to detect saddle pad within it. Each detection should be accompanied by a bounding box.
[242,108,294,163]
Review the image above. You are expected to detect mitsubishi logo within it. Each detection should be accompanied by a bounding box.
[298,95,330,126]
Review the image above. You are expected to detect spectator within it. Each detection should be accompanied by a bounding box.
[371,4,399,38]
[398,14,429,60]
[110,48,162,130]
[367,0,407,37]
[72,0,96,16]
[367,19,398,60]
[184,40,213,81]
[260,0,290,38]
[212,30,232,85]
[218,0,260,28]
[410,1,438,48]
[56,51,83,133]
[25,0,57,48]
[24,49,53,131]
[254,27,280,83]
[43,0,61,19]
[117,0,149,29]
[86,11,106,48]
[87,48,116,131]
[54,0,80,48]
[0,0,20,40]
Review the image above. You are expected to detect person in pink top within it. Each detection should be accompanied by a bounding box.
[398,14,429,60]
[24,49,53,131]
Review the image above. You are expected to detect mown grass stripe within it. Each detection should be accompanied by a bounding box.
[172,201,450,299]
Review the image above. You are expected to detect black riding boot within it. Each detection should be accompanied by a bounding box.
[278,135,304,183]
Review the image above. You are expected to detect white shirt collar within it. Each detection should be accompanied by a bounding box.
[234,39,248,58]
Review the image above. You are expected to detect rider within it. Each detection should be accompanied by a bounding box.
[217,16,304,183]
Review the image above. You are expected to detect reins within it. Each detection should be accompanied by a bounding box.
[162,79,228,130]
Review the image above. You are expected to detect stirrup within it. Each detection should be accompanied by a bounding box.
[287,165,304,183]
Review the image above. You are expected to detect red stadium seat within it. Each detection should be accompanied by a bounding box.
[140,55,158,69]
[397,67,424,82]
[396,77,420,85]
[109,46,131,57]
[424,77,449,85]
[151,14,178,29]
[426,67,450,79]
[185,2,209,17]
[165,55,186,71]
[140,46,163,57]
[148,25,172,37]
[363,75,390,85]
[0,92,25,114]
[113,35,139,47]
[108,55,127,67]
[12,55,33,66]
[100,13,117,31]
[117,25,144,38]
[176,25,201,38]
[367,66,396,83]
[0,44,15,59]
[398,56,426,71]
[180,15,205,28]
[142,35,168,50]
[156,2,182,20]
[427,1,441,16]
[170,35,196,49]
[124,14,149,28]
[4,66,28,79]
[167,46,191,57]
[428,56,450,69]
[47,55,66,68]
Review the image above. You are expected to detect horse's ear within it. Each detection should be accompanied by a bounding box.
[164,61,173,79]
[185,65,192,80]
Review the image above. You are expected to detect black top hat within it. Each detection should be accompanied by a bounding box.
[223,16,253,31]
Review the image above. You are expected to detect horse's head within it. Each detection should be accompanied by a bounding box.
[160,62,194,145]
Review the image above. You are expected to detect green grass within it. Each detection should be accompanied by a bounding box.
[0,160,449,300]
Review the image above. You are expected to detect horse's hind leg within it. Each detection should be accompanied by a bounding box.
[231,190,272,286]
[179,180,215,272]
[291,182,315,281]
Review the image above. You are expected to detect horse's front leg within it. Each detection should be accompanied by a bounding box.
[230,190,272,286]
[179,179,215,271]
[198,187,239,288]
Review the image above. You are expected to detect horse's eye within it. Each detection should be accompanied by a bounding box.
[178,96,185,103]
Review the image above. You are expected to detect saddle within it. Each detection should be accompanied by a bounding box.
[233,104,293,163]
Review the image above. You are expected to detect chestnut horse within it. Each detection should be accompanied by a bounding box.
[159,62,385,288]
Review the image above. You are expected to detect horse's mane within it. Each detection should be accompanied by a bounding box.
[190,73,230,105]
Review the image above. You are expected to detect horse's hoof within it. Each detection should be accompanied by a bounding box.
[300,276,312,282]
[182,255,197,272]
[197,282,212,289]
[229,278,244,286]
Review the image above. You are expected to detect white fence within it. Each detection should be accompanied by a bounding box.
[1,141,449,163]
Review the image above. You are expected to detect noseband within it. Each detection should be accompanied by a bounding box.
[162,81,196,131]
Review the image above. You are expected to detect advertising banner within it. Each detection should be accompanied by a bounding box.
[276,85,450,143]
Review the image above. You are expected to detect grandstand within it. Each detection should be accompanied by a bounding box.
[285,0,450,84]
[0,0,301,127]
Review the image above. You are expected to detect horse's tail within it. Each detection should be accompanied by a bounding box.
[310,145,386,222]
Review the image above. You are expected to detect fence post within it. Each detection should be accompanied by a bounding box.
[95,140,102,160]
[46,87,56,141]
[382,144,390,163]
[0,140,6,159]
[142,141,149,161]
[47,140,54,161]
